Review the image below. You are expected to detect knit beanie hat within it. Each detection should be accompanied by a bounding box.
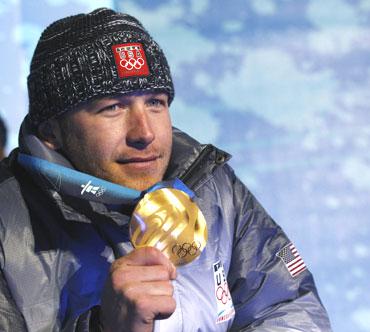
[27,7,174,126]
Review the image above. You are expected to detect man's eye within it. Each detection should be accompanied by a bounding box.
[147,98,166,108]
[99,104,121,113]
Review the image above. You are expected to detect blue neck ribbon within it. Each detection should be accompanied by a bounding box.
[17,153,194,205]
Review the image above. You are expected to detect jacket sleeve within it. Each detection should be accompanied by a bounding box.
[61,306,102,332]
[0,268,27,331]
[223,166,332,332]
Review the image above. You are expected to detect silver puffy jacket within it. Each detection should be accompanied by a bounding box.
[0,125,332,331]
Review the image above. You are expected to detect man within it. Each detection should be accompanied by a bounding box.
[0,8,332,332]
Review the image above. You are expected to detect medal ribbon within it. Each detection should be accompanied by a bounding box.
[17,153,194,203]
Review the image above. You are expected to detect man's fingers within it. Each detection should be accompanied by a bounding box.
[100,247,178,330]
[134,294,176,322]
[111,264,173,285]
[112,247,177,279]
[123,280,174,299]
[121,247,170,266]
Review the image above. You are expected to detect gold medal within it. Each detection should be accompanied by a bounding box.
[129,188,207,266]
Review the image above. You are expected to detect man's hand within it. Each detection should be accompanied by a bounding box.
[100,247,177,332]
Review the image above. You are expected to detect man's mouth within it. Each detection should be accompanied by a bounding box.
[118,155,159,164]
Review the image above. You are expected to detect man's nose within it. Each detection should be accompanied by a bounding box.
[126,104,155,149]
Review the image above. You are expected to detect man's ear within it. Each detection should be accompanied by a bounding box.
[37,119,63,150]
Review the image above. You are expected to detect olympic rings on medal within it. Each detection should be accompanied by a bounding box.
[120,57,145,71]
[172,241,201,258]
[216,283,230,304]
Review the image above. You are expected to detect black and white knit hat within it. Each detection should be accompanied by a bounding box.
[27,7,174,126]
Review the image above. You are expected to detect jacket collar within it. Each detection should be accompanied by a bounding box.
[166,128,231,190]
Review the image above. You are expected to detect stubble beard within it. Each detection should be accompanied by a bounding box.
[60,140,171,192]
[58,119,172,191]
[64,146,170,191]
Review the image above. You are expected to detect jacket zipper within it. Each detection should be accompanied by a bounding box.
[179,144,230,190]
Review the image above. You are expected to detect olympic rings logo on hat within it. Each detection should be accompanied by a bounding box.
[112,43,150,78]
[120,57,145,71]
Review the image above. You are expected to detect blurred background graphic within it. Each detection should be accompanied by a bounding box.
[1,0,369,331]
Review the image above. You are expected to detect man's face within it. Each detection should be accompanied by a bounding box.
[49,92,172,191]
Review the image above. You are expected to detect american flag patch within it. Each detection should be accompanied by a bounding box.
[276,243,306,278]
